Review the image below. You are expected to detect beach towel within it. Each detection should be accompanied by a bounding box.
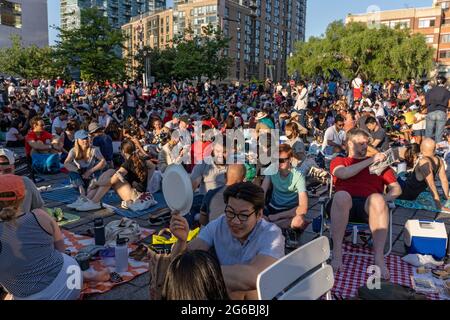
[62,228,155,297]
[395,192,450,214]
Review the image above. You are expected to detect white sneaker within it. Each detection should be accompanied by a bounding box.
[67,196,88,209]
[76,200,102,212]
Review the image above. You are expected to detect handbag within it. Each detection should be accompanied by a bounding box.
[105,218,141,245]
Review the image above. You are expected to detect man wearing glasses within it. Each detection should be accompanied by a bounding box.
[322,114,346,155]
[170,182,284,300]
[0,148,45,213]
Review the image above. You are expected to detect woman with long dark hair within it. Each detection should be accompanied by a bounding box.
[161,250,229,300]
[80,139,156,212]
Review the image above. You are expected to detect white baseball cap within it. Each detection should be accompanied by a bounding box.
[0,148,15,165]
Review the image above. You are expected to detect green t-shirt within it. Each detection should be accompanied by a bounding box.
[270,168,306,208]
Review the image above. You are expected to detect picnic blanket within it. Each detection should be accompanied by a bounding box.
[395,192,450,214]
[103,192,169,219]
[331,244,441,300]
[62,228,156,297]
[42,187,168,218]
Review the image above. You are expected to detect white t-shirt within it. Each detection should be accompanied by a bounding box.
[6,127,19,141]
[52,117,67,135]
[375,106,385,118]
[412,113,426,131]
[322,126,346,149]
[352,77,363,89]
[294,87,308,110]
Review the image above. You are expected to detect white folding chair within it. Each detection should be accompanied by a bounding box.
[257,236,334,300]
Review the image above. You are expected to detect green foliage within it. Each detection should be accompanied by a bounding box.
[287,21,435,81]
[132,23,232,83]
[0,35,62,79]
[54,7,126,82]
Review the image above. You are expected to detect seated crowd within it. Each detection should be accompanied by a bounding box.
[0,75,449,300]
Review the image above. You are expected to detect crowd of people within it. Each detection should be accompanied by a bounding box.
[0,73,449,300]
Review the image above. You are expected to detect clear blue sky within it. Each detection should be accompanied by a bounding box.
[48,0,432,45]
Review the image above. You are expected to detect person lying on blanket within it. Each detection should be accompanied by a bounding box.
[0,174,109,300]
[169,182,285,300]
[397,138,450,213]
[78,139,156,212]
[329,128,402,280]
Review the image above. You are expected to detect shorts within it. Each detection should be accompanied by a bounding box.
[325,196,369,223]
[412,129,425,137]
[264,203,297,216]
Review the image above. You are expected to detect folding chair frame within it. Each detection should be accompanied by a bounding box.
[316,172,394,257]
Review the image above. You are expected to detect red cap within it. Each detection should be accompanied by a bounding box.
[0,174,25,201]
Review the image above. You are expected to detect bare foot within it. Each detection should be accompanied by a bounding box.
[83,269,110,282]
[331,252,343,273]
[374,257,390,280]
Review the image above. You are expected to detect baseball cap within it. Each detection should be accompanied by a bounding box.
[74,130,89,140]
[172,113,180,119]
[0,174,25,201]
[0,148,15,165]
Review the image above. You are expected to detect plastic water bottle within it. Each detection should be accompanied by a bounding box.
[94,218,105,246]
[115,236,129,273]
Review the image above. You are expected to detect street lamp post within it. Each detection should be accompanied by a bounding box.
[248,0,258,81]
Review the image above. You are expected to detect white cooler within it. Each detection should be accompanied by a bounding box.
[404,220,448,260]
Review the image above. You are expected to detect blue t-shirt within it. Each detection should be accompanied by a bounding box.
[270,169,306,208]
[93,134,113,162]
[198,215,285,265]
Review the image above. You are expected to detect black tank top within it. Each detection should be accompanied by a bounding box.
[399,156,440,201]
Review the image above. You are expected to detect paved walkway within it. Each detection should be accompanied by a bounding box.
[37,172,450,300]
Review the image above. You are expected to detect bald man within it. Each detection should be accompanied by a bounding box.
[398,138,450,213]
[199,164,247,226]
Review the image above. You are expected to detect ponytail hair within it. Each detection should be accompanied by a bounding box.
[0,193,23,222]
[120,139,147,183]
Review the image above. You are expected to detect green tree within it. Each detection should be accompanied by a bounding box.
[287,21,434,81]
[132,46,177,83]
[54,7,126,82]
[0,35,61,79]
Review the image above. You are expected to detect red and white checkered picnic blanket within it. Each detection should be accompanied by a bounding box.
[331,244,441,300]
[62,228,155,297]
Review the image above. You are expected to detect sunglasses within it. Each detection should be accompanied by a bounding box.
[279,157,290,164]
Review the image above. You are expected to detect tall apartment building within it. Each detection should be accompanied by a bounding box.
[0,0,48,48]
[346,0,450,77]
[175,0,307,82]
[60,0,166,30]
[122,8,173,76]
[123,0,307,82]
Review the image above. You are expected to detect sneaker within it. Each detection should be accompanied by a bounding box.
[67,196,88,209]
[76,200,102,212]
[127,193,157,212]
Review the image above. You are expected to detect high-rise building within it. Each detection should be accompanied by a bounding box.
[346,0,450,77]
[123,0,307,82]
[122,8,174,77]
[60,0,166,30]
[0,0,48,48]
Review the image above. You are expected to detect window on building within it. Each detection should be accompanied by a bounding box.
[441,1,450,9]
[439,50,450,59]
[0,0,22,28]
[418,18,436,28]
[441,34,450,43]
[425,34,434,43]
